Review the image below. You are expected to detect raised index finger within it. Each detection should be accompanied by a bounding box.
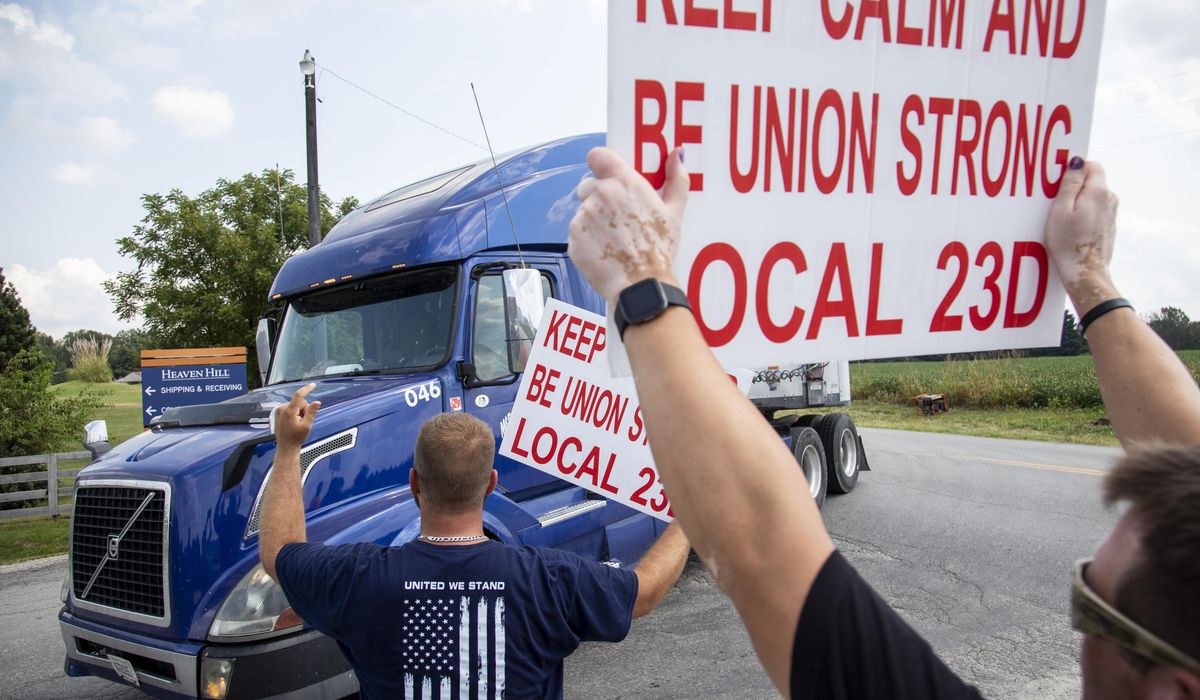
[292,383,317,403]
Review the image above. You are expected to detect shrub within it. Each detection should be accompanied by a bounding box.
[67,337,112,383]
[0,349,106,509]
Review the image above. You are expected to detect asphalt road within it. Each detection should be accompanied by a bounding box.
[0,428,1122,699]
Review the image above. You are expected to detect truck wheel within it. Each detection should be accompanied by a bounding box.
[819,412,860,494]
[795,414,825,430]
[791,427,827,508]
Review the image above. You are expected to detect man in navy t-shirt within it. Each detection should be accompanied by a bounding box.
[259,393,690,699]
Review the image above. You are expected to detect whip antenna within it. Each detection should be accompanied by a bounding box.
[470,82,524,266]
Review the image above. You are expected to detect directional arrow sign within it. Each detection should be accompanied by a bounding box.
[139,358,248,427]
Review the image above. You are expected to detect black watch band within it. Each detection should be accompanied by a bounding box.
[614,279,692,340]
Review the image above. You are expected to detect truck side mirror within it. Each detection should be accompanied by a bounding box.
[255,317,276,384]
[83,420,111,460]
[502,268,546,373]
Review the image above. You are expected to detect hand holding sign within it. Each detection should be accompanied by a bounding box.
[569,147,689,306]
[1044,159,1120,314]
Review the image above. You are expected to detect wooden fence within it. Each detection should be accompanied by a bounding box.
[0,452,91,520]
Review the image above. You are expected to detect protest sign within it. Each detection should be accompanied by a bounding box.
[608,0,1106,368]
[499,299,673,522]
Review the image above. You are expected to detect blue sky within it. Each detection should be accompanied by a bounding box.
[1,0,1197,337]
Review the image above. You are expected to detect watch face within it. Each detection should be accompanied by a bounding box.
[619,279,669,322]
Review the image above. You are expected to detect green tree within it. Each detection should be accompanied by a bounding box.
[1146,306,1192,350]
[104,169,358,384]
[0,267,36,368]
[1060,310,1086,355]
[0,348,105,508]
[109,328,152,377]
[34,331,70,383]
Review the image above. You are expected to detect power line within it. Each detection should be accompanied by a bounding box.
[1099,65,1200,95]
[1093,127,1200,150]
[316,62,487,152]
[1095,95,1200,122]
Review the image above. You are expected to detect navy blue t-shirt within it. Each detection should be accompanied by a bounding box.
[275,539,639,699]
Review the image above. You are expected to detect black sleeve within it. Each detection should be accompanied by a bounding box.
[790,550,985,700]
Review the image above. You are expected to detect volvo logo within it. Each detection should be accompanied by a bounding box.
[107,534,121,559]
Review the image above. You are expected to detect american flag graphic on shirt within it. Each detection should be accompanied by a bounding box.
[401,594,506,699]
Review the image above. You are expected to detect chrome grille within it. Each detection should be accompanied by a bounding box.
[71,483,169,621]
[244,428,358,538]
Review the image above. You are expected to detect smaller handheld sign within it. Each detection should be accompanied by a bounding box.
[140,347,249,427]
[500,299,672,522]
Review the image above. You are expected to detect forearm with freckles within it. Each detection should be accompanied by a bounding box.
[622,308,834,694]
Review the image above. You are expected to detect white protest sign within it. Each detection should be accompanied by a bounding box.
[499,299,673,522]
[608,0,1106,368]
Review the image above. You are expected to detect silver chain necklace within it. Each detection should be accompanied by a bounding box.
[418,534,488,543]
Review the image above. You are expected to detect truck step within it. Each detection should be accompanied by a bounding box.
[536,500,607,527]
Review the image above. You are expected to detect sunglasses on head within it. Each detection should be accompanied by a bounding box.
[1071,559,1200,675]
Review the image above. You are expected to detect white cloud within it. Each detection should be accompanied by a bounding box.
[121,0,207,29]
[0,3,127,105]
[5,259,134,337]
[51,161,95,185]
[151,86,234,137]
[77,116,136,152]
[1111,214,1200,318]
[0,3,73,49]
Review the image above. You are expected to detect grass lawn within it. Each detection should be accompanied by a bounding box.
[0,516,72,565]
[50,381,146,448]
[788,399,1118,447]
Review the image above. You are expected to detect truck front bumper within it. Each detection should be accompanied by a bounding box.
[60,611,357,699]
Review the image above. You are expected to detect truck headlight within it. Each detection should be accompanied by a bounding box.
[209,563,303,640]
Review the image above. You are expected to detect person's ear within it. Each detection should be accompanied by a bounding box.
[484,469,498,497]
[410,468,422,508]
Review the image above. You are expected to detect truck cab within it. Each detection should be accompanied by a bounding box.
[60,134,667,699]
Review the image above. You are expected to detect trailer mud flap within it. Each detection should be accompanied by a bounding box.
[857,435,871,471]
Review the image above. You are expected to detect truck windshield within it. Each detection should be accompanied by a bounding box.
[268,266,458,384]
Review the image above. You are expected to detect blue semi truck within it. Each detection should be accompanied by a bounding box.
[59,133,866,699]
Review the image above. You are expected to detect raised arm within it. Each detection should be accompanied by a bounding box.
[631,521,691,618]
[1046,160,1200,446]
[569,148,833,693]
[258,384,321,579]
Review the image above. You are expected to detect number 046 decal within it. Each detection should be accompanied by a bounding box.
[404,381,441,407]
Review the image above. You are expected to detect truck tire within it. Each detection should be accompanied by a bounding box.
[795,414,825,430]
[819,412,860,494]
[790,427,827,508]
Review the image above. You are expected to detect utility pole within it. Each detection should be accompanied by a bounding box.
[299,49,321,247]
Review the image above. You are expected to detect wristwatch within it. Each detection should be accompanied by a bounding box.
[614,278,692,340]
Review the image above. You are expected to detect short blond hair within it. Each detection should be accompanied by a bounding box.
[413,412,495,513]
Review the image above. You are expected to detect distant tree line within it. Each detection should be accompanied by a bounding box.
[862,306,1200,363]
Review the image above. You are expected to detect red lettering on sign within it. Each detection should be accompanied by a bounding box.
[526,363,560,408]
[756,241,807,343]
[823,0,964,48]
[635,80,705,190]
[510,417,530,458]
[1004,241,1048,328]
[984,0,1085,57]
[557,436,583,475]
[866,243,903,336]
[893,97,1070,198]
[688,242,747,347]
[543,309,568,349]
[807,243,859,340]
[638,0,771,30]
